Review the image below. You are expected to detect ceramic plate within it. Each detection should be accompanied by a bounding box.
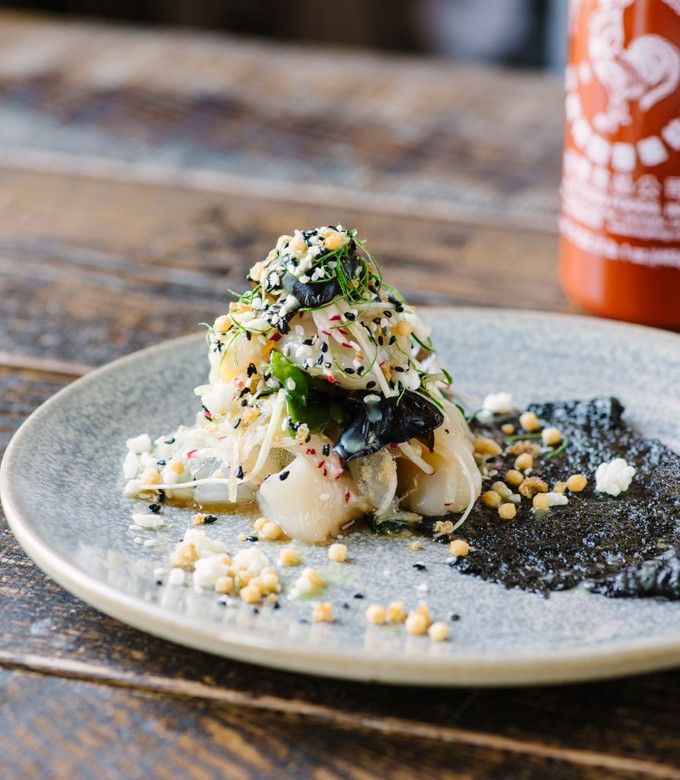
[2,309,679,686]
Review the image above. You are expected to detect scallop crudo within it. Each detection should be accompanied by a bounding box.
[122,226,482,541]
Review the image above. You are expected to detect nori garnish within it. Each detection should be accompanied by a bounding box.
[449,398,680,599]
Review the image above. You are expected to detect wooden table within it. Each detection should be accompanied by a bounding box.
[0,13,677,780]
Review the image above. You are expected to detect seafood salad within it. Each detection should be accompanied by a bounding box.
[123,226,481,543]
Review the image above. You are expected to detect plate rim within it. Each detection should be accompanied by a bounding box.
[2,307,680,686]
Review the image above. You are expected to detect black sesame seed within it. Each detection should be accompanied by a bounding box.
[324,361,332,369]
[321,342,329,353]
[353,592,364,599]
[342,602,351,609]
[204,515,218,524]
[235,465,244,479]
[233,418,242,429]
[298,617,309,624]
[345,312,356,321]
[394,366,404,372]
[148,503,161,514]
[373,317,381,325]
[412,562,427,571]
[279,470,290,481]
[246,534,258,542]
[450,613,461,621]
[366,381,376,389]
[383,310,393,318]
[303,338,313,346]
[322,444,330,456]
[156,579,163,586]
[251,607,260,615]
[315,355,324,366]
[345,367,355,374]
[246,331,252,341]
[377,337,384,346]
[164,437,175,445]
[157,490,166,503]
[156,459,166,466]
[239,387,250,397]
[388,336,396,345]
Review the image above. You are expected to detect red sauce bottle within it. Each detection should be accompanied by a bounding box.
[559,0,680,329]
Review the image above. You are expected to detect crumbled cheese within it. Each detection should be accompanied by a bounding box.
[545,491,569,507]
[126,433,152,454]
[595,458,636,496]
[122,451,140,479]
[123,479,142,497]
[231,547,269,576]
[139,451,157,469]
[477,392,515,421]
[131,512,166,530]
[181,528,227,557]
[193,554,231,589]
[289,567,325,599]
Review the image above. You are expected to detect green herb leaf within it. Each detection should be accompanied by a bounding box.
[366,511,422,535]
[270,351,347,433]
[546,437,569,459]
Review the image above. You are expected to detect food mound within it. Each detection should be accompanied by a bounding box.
[123,226,481,542]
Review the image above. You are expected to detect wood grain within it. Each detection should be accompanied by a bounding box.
[0,13,676,780]
[0,368,679,779]
[0,166,564,367]
[0,13,562,230]
[5,668,663,780]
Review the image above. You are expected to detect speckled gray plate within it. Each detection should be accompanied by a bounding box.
[2,309,679,686]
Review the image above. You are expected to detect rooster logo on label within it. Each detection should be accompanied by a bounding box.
[566,0,680,170]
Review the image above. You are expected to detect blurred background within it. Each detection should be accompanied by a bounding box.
[0,1,567,367]
[7,0,569,70]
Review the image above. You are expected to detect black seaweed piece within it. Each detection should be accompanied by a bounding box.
[586,547,680,598]
[334,391,444,461]
[282,252,361,309]
[453,397,680,599]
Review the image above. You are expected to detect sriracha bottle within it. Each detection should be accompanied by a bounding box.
[559,0,680,328]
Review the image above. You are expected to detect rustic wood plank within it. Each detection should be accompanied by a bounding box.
[0,367,678,779]
[5,667,664,780]
[0,166,564,366]
[0,15,676,779]
[0,13,562,230]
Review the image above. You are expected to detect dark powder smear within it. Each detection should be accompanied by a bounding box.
[448,398,680,599]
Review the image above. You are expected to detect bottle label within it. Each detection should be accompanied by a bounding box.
[561,0,680,268]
